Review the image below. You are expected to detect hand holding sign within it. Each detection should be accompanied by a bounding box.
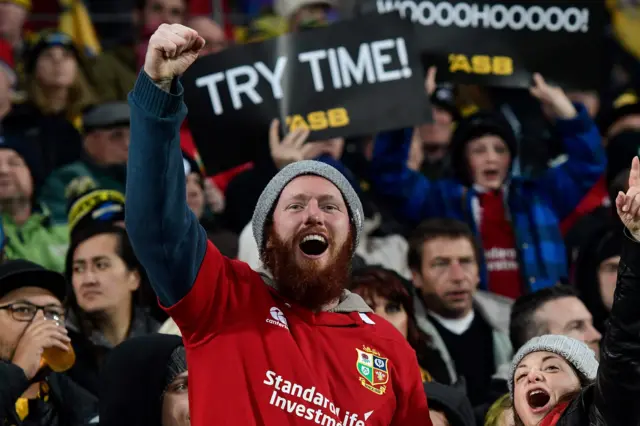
[529,73,577,120]
[269,119,314,169]
[144,23,205,82]
[617,157,640,241]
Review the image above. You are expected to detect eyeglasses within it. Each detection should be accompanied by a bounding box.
[0,302,65,323]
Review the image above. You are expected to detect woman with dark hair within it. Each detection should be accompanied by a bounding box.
[64,223,160,396]
[350,265,451,384]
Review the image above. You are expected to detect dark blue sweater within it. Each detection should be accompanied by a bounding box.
[126,72,207,307]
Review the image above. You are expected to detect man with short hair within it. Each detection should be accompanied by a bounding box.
[125,23,431,426]
[407,218,512,407]
[509,285,601,356]
[0,259,97,425]
[38,101,130,224]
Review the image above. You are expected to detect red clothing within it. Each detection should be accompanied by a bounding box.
[478,190,522,299]
[165,242,431,426]
[560,175,608,235]
[540,401,570,426]
[179,123,254,192]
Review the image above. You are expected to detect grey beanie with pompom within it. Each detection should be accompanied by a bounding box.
[251,160,363,255]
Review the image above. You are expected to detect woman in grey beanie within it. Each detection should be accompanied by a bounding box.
[507,156,640,426]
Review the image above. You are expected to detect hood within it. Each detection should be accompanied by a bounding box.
[98,334,183,426]
[256,267,372,313]
[423,381,476,426]
[574,228,618,333]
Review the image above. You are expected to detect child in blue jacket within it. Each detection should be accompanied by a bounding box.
[371,74,605,298]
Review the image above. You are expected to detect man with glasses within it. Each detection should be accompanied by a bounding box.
[0,259,97,426]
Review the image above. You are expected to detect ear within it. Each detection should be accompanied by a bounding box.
[127,269,141,292]
[411,269,423,290]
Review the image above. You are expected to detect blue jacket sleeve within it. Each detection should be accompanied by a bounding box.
[369,128,463,225]
[535,103,606,220]
[125,72,208,307]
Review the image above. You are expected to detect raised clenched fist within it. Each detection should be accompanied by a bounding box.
[143,23,206,82]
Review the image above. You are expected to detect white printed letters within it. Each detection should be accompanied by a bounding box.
[196,39,412,115]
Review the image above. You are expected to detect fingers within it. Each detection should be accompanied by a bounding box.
[532,73,545,87]
[629,156,640,188]
[24,318,70,343]
[623,188,640,218]
[45,334,72,352]
[152,24,203,58]
[529,73,545,99]
[425,66,437,96]
[282,127,310,148]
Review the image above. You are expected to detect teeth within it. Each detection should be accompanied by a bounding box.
[302,234,326,244]
[529,390,544,396]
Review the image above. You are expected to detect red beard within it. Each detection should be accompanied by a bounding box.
[262,226,353,311]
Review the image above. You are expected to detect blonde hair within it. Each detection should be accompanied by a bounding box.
[485,394,512,426]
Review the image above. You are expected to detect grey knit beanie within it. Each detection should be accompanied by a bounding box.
[508,335,598,396]
[252,160,363,254]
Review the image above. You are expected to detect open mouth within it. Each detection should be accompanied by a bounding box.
[299,234,328,256]
[483,169,500,179]
[527,389,551,412]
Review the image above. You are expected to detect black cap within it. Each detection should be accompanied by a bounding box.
[82,102,130,134]
[0,259,67,302]
[431,83,460,121]
[25,31,79,74]
[449,111,518,186]
[600,89,640,134]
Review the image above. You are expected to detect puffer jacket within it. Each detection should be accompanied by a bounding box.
[554,230,640,425]
[0,361,98,426]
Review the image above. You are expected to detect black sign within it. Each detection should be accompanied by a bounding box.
[182,13,430,175]
[359,0,605,89]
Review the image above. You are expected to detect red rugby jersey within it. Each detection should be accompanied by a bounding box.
[164,241,432,426]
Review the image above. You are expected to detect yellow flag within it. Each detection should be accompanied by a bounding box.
[58,0,101,58]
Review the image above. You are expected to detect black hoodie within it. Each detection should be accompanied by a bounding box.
[98,334,184,426]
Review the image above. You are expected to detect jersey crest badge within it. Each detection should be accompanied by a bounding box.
[356,346,389,395]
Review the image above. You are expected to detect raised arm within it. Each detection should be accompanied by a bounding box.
[594,156,640,424]
[532,74,606,220]
[126,24,207,308]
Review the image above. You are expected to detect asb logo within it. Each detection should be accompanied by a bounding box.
[356,346,389,395]
[266,307,289,330]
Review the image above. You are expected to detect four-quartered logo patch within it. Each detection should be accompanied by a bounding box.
[356,346,389,395]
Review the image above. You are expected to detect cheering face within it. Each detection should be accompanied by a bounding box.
[264,175,353,310]
[465,135,511,190]
[0,149,33,202]
[513,351,581,426]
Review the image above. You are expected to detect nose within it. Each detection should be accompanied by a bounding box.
[79,269,99,287]
[303,200,324,225]
[586,324,602,345]
[0,161,10,174]
[448,261,466,281]
[526,368,544,383]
